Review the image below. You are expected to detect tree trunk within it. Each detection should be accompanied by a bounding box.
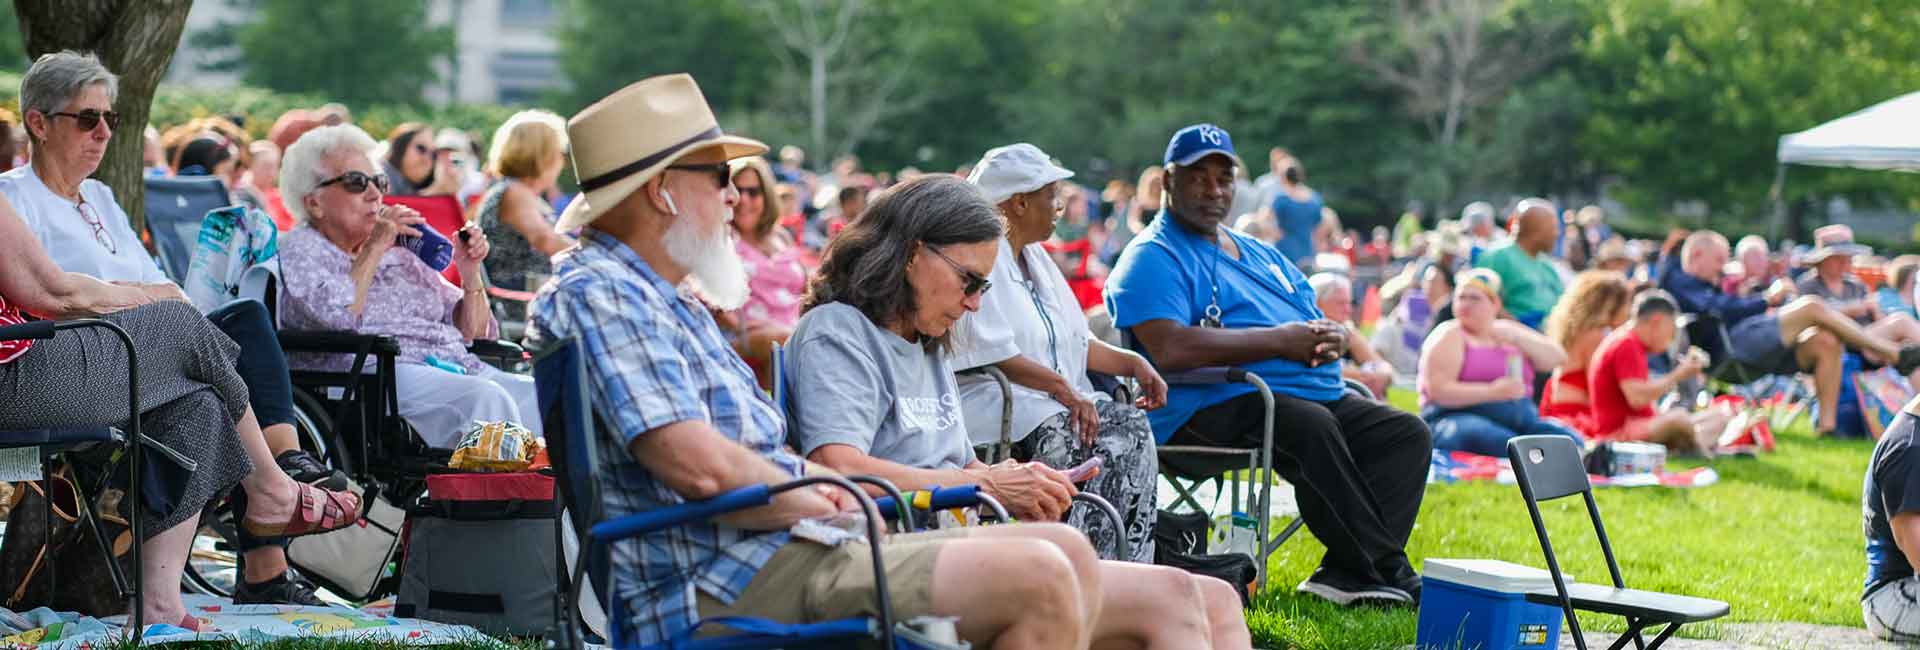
[15,0,194,236]
[809,50,827,166]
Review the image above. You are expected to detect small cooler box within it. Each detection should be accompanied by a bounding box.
[1416,559,1569,650]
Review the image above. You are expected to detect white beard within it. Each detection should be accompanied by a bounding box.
[664,210,751,310]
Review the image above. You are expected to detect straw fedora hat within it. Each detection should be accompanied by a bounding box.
[1803,224,1871,264]
[555,74,767,232]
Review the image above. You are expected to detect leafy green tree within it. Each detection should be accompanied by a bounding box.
[0,6,24,72]
[1577,0,1920,225]
[192,0,454,107]
[552,0,773,118]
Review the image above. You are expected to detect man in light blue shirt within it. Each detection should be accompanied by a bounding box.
[1107,123,1432,608]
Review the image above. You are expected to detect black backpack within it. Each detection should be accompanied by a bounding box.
[1152,510,1258,606]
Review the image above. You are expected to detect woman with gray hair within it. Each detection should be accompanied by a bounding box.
[786,175,1081,522]
[948,143,1165,563]
[1,50,351,606]
[786,173,1252,650]
[275,124,539,448]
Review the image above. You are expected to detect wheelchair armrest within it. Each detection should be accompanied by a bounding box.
[468,338,527,360]
[278,330,402,356]
[1160,366,1253,386]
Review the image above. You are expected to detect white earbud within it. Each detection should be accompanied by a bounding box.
[661,189,678,216]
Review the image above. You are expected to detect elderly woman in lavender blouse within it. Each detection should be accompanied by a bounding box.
[275,124,539,448]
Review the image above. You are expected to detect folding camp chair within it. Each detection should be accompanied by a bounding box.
[536,338,968,650]
[0,318,209,642]
[143,176,237,283]
[1506,435,1729,650]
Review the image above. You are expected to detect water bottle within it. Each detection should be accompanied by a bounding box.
[396,224,454,271]
[1507,353,1524,380]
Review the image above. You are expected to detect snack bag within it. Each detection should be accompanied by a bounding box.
[449,420,540,472]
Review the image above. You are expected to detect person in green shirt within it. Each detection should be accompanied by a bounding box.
[1475,199,1564,329]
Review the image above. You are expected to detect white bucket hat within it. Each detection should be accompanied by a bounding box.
[967,143,1074,205]
[556,74,767,232]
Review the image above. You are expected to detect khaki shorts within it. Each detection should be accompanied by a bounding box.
[695,527,972,635]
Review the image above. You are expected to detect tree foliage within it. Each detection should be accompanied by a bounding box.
[549,0,1918,239]
[14,0,192,233]
[193,0,454,107]
[1576,0,1920,223]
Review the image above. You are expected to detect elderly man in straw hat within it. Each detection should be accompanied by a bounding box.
[1662,227,1920,436]
[526,75,1244,650]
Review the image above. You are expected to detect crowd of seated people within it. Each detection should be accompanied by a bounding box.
[28,38,1920,646]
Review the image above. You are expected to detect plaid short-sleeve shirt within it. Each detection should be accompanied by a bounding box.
[528,230,801,645]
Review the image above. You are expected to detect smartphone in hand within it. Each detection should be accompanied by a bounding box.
[1064,456,1103,483]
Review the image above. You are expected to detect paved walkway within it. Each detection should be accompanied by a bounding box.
[1559,622,1903,649]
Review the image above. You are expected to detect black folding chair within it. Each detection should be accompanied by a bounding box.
[1506,435,1729,650]
[0,318,206,642]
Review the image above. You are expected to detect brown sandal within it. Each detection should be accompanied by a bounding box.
[240,483,361,540]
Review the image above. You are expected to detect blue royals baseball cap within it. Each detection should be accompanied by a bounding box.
[1164,123,1245,169]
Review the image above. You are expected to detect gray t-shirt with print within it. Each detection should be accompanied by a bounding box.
[786,302,975,470]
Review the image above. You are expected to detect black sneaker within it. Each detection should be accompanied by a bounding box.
[233,570,327,606]
[1897,345,1920,376]
[276,450,348,491]
[1395,574,1423,607]
[1296,568,1413,608]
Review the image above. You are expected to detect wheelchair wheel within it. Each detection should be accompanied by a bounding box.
[181,392,345,597]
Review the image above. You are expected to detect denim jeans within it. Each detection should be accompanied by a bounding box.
[1423,398,1583,457]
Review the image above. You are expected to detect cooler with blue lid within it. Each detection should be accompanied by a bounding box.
[1416,558,1569,650]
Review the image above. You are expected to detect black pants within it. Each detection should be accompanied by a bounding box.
[1170,391,1430,587]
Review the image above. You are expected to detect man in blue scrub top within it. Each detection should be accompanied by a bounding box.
[1106,124,1432,608]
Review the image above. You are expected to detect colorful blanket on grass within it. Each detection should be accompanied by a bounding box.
[0,595,493,649]
[1428,450,1718,488]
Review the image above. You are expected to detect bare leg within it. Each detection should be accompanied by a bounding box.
[1085,562,1213,650]
[232,408,302,525]
[1777,298,1901,360]
[1794,329,1844,433]
[261,423,299,456]
[930,535,1087,650]
[141,515,200,626]
[241,548,291,583]
[966,523,1104,636]
[1686,408,1733,451]
[1195,575,1252,650]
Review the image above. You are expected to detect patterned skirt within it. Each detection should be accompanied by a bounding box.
[0,300,254,537]
[1013,400,1158,563]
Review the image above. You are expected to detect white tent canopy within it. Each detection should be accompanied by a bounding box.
[1777,91,1920,171]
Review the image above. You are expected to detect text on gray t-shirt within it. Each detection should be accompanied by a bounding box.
[785,302,975,470]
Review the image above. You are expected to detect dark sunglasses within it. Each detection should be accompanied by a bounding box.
[668,163,732,190]
[48,109,119,132]
[317,170,391,194]
[927,245,992,297]
[736,186,764,199]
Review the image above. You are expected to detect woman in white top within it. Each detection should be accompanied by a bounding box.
[953,144,1168,563]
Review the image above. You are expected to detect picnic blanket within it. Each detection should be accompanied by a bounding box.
[1428,450,1719,488]
[0,594,494,649]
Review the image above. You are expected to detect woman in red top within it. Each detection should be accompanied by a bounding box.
[1541,271,1635,437]
[0,197,357,628]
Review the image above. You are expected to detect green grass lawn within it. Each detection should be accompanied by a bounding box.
[1244,389,1874,649]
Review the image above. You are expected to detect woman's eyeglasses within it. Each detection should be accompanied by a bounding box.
[737,187,764,199]
[668,163,732,190]
[317,170,391,194]
[77,201,116,254]
[49,109,119,132]
[927,246,992,297]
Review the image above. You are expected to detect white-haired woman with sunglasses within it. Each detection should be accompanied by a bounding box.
[275,124,541,448]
